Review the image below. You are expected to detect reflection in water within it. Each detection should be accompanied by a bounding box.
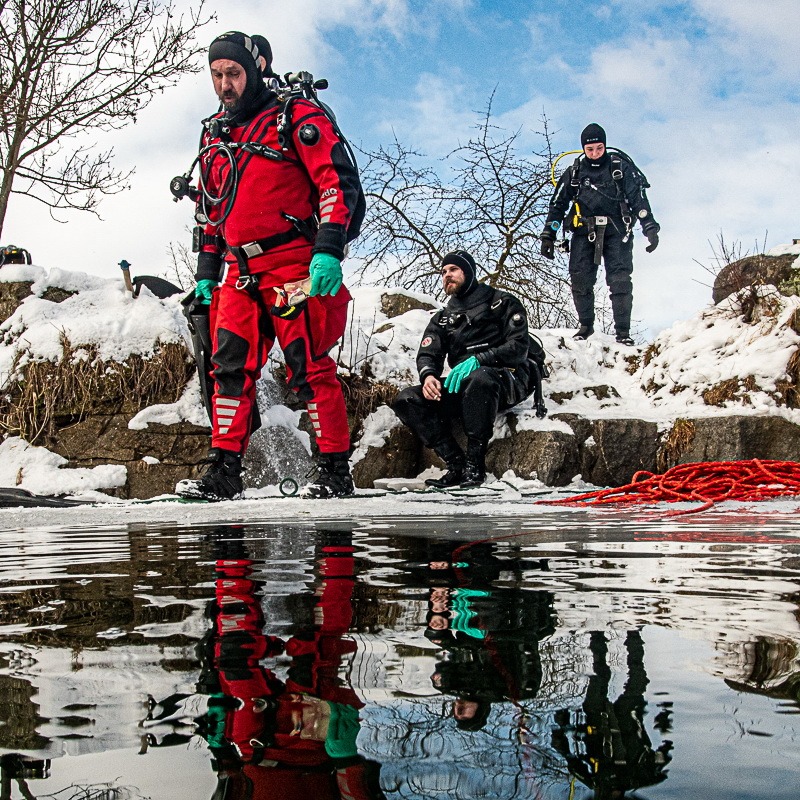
[416,542,556,730]
[0,515,797,798]
[551,630,673,799]
[148,526,385,799]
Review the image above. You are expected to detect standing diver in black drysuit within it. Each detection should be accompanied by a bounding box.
[540,123,660,346]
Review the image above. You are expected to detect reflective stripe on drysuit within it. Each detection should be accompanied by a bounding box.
[210,281,351,454]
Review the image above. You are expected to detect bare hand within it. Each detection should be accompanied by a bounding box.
[422,375,442,401]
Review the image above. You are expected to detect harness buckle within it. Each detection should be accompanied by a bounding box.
[236,274,258,291]
[242,241,264,259]
[595,215,608,228]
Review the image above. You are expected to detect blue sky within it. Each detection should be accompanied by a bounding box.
[5,0,799,337]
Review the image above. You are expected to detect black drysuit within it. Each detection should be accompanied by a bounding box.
[393,283,535,448]
[543,153,658,336]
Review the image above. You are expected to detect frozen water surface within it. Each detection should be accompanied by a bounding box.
[0,501,797,799]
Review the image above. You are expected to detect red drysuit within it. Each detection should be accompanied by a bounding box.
[196,95,361,454]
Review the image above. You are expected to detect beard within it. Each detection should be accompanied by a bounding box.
[219,90,243,113]
[443,280,462,295]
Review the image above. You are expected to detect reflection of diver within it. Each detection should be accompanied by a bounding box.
[0,754,50,799]
[551,630,673,799]
[147,526,385,799]
[421,541,556,730]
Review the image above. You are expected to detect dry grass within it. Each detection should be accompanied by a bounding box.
[340,371,399,436]
[623,353,641,375]
[775,347,800,408]
[657,418,696,472]
[702,375,757,407]
[641,342,660,367]
[789,309,800,337]
[0,335,193,444]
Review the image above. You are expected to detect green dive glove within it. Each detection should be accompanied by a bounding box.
[443,356,480,393]
[309,253,343,297]
[195,279,218,305]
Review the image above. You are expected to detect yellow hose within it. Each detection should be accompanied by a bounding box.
[550,150,584,228]
[550,150,582,186]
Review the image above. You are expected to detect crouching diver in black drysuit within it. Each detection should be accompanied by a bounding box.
[392,251,540,488]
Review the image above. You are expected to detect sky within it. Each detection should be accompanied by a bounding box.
[3,0,799,338]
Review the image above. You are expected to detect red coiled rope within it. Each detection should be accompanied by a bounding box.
[538,459,800,516]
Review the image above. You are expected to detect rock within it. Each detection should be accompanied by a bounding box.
[585,419,659,486]
[380,292,436,319]
[488,428,579,486]
[671,416,800,463]
[41,287,75,304]
[50,414,209,498]
[0,281,33,324]
[713,254,797,305]
[352,424,422,488]
[243,425,313,490]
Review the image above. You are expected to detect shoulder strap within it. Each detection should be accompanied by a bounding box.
[570,157,581,189]
[610,155,623,182]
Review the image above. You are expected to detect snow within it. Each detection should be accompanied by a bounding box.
[1,251,800,503]
[0,268,188,382]
[129,373,209,429]
[767,242,800,257]
[0,437,127,494]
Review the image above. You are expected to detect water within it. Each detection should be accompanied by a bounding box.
[0,510,798,799]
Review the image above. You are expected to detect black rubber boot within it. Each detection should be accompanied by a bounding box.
[301,451,355,499]
[176,449,244,501]
[573,324,594,341]
[461,439,487,488]
[425,438,466,488]
[616,333,635,346]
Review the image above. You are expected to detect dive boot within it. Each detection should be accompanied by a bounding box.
[616,333,635,346]
[176,449,244,501]
[572,324,594,341]
[425,438,466,488]
[301,452,355,499]
[461,440,488,488]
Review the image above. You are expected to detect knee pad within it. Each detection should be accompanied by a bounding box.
[212,329,249,396]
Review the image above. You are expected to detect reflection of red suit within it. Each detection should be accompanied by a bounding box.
[212,559,280,762]
[284,543,363,708]
[211,542,381,800]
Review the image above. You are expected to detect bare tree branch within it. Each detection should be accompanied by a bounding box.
[352,104,576,328]
[0,0,214,235]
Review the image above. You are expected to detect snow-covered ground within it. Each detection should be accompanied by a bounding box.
[1,244,800,502]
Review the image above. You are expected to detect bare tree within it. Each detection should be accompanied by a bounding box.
[0,0,213,236]
[352,102,576,328]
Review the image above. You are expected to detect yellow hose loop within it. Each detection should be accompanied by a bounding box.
[550,150,583,186]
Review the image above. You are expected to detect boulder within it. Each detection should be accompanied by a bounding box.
[352,424,421,489]
[713,254,797,305]
[488,428,579,486]
[585,419,659,486]
[671,416,800,463]
[380,292,436,318]
[0,281,33,324]
[50,414,209,499]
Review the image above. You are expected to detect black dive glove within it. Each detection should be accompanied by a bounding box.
[645,228,659,253]
[540,238,555,260]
